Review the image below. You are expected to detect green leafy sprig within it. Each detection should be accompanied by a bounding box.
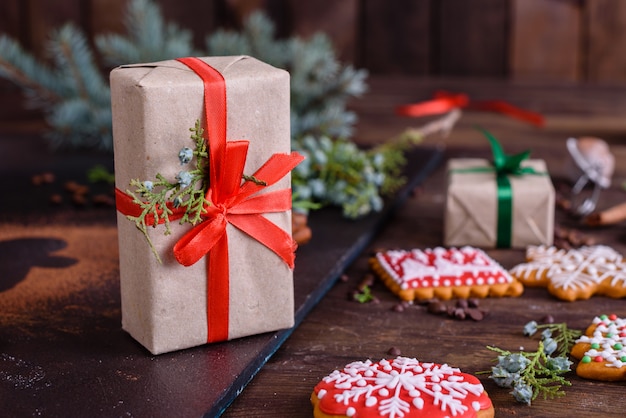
[87,164,115,184]
[483,321,580,405]
[124,120,209,262]
[352,285,375,303]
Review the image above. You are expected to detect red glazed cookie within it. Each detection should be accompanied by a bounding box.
[570,314,626,381]
[369,247,523,301]
[509,245,626,301]
[311,356,494,418]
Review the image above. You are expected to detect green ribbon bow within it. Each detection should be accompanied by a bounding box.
[453,128,539,248]
[480,128,535,248]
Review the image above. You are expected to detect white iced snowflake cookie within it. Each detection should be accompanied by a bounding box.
[370,246,523,301]
[509,245,626,301]
[311,356,494,418]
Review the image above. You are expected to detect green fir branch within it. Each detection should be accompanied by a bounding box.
[45,24,112,149]
[0,0,391,220]
[95,0,197,66]
[206,10,367,140]
[49,24,108,104]
[0,35,63,103]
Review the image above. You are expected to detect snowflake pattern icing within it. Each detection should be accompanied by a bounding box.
[510,245,626,291]
[316,357,487,418]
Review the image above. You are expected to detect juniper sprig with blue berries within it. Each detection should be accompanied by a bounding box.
[522,320,582,358]
[124,120,210,262]
[484,321,579,405]
[124,119,269,262]
[487,342,572,405]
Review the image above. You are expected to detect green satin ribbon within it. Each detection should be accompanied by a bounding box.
[484,128,536,248]
[453,128,538,248]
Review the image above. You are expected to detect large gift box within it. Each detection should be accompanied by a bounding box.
[111,56,303,354]
[444,157,555,249]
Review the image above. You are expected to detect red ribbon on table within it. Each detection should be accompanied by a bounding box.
[116,57,304,343]
[395,90,545,127]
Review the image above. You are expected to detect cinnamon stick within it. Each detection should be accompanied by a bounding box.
[585,201,626,226]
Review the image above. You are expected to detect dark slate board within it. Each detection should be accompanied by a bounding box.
[0,135,442,417]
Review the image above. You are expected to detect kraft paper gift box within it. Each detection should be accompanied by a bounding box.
[111,56,302,355]
[444,158,555,249]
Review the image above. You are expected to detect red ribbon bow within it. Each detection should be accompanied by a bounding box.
[116,57,304,342]
[395,90,544,127]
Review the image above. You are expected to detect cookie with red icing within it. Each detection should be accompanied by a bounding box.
[369,246,523,301]
[570,314,626,381]
[509,245,626,301]
[311,356,494,418]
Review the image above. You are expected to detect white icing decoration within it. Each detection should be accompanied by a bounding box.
[511,245,626,292]
[576,315,626,368]
[346,406,356,416]
[318,389,327,399]
[376,247,514,289]
[322,356,485,417]
[472,401,481,411]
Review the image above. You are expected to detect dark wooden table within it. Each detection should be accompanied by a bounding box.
[224,78,626,417]
[2,77,626,417]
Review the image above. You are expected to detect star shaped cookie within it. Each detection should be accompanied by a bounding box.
[509,245,626,301]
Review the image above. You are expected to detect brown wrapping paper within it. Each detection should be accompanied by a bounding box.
[111,56,294,355]
[444,158,555,249]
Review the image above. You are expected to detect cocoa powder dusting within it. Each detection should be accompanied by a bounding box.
[0,224,120,327]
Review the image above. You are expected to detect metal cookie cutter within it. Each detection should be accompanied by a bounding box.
[566,137,615,217]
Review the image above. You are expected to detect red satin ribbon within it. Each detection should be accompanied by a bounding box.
[396,90,544,127]
[116,57,304,343]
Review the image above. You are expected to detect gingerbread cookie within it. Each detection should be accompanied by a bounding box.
[311,356,494,418]
[570,314,626,381]
[509,245,626,301]
[370,246,523,301]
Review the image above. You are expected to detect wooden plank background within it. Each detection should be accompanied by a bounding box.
[1,0,626,126]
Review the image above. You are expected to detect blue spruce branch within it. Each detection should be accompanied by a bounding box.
[0,0,431,219]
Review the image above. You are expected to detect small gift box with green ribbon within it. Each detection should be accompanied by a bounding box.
[444,129,555,249]
[111,57,302,355]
